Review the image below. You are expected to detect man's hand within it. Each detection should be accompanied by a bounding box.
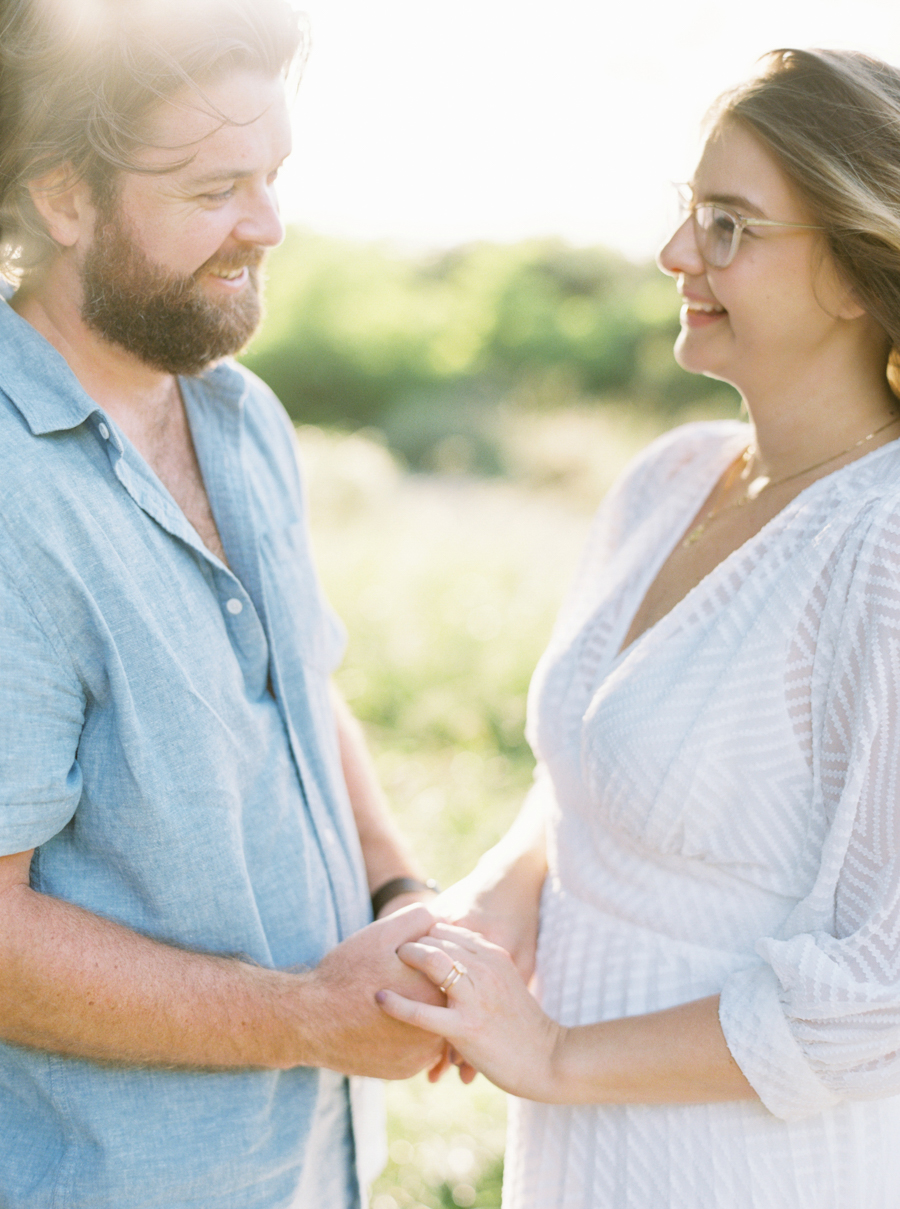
[294,904,446,1080]
[0,856,444,1077]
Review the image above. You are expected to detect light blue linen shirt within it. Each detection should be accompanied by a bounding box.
[0,297,378,1208]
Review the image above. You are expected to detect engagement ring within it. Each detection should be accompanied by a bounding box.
[439,960,468,994]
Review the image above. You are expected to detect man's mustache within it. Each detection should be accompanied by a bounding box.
[197,247,266,279]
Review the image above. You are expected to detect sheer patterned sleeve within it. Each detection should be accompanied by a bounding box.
[720,498,900,1120]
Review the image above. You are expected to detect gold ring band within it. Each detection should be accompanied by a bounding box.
[439,960,467,994]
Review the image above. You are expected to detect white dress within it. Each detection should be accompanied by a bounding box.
[503,421,900,1209]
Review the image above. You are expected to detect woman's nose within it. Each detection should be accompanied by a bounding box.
[657,216,704,278]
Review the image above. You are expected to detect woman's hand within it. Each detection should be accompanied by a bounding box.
[431,869,541,985]
[424,868,544,1084]
[420,783,549,1084]
[380,924,759,1106]
[430,783,549,985]
[376,922,567,1101]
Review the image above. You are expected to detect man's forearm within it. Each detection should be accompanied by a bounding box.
[0,851,443,1076]
[331,686,434,905]
[0,874,299,1067]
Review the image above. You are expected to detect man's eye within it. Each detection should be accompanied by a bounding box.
[201,187,235,203]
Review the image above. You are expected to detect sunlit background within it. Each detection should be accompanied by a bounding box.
[282,0,900,261]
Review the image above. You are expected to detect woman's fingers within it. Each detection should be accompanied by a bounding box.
[396,939,473,992]
[377,942,472,1042]
[384,925,562,1100]
[428,921,484,953]
[374,988,452,1035]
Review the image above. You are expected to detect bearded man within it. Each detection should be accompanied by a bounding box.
[0,2,444,1206]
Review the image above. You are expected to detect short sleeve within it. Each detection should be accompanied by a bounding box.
[720,499,900,1119]
[0,568,85,853]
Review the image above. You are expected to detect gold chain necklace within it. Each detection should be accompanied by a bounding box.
[682,412,900,548]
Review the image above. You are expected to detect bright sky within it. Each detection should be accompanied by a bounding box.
[279,0,900,261]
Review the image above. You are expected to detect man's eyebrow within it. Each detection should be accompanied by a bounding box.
[181,168,254,188]
[181,155,288,189]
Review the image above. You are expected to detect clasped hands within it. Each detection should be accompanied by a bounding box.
[372,887,561,1101]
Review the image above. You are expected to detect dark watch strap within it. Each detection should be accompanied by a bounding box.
[371,876,440,918]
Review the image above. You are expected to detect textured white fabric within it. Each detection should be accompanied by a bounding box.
[504,421,900,1209]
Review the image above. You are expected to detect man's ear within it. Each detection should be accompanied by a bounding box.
[26,165,96,249]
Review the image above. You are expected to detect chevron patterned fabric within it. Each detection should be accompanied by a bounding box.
[504,421,900,1208]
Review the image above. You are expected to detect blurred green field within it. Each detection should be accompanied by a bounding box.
[242,228,739,455]
[297,400,735,1207]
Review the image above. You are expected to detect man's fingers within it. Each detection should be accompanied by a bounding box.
[427,1045,453,1083]
[446,1044,478,1084]
[458,1062,478,1085]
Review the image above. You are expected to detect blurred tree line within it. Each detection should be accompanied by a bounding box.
[241,227,738,468]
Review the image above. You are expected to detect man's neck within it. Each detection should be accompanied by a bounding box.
[13,259,181,437]
[14,263,229,563]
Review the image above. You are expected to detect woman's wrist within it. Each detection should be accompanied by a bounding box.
[545,1023,600,1104]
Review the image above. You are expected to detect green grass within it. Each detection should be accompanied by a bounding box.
[298,424,597,890]
[296,402,719,1206]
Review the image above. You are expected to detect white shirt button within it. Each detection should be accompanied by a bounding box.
[225,598,243,615]
[98,422,110,440]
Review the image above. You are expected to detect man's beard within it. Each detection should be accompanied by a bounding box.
[80,206,266,376]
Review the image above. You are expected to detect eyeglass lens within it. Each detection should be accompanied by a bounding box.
[692,205,738,268]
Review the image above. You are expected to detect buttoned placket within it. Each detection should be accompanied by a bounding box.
[180,382,369,941]
[91,406,273,701]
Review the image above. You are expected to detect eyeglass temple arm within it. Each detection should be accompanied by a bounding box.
[741,217,824,231]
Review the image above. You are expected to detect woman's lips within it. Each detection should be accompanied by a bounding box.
[680,297,726,327]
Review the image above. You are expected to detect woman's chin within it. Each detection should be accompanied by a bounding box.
[673,334,713,377]
[673,335,734,386]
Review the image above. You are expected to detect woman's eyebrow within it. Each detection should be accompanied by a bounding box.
[698,190,767,216]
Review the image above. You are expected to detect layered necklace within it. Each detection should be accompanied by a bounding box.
[682,412,900,548]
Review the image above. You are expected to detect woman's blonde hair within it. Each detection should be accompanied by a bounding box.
[712,48,900,393]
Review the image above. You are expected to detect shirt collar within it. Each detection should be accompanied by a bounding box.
[0,293,248,435]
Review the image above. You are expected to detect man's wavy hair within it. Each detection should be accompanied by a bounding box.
[0,0,307,278]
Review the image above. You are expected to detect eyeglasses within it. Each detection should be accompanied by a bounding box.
[675,189,824,268]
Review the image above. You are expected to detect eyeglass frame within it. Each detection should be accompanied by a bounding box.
[675,188,825,268]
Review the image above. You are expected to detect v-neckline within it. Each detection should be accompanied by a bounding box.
[612,431,747,663]
[611,429,897,668]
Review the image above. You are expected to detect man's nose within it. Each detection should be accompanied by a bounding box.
[234,183,284,248]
